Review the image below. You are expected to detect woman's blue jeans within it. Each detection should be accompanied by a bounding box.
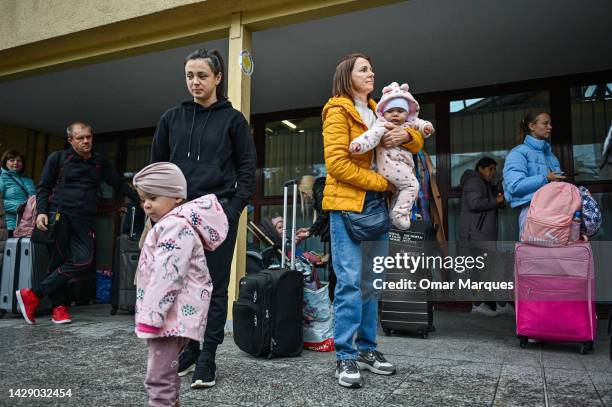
[329,209,389,361]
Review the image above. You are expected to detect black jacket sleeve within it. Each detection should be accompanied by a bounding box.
[100,156,140,203]
[36,151,63,215]
[228,114,256,216]
[463,177,498,213]
[150,112,171,163]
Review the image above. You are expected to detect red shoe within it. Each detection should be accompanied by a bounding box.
[15,288,40,325]
[51,306,72,324]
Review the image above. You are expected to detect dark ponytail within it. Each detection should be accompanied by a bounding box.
[184,48,226,101]
[518,110,549,145]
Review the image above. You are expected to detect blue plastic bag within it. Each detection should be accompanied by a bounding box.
[95,271,112,304]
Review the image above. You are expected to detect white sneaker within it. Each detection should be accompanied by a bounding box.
[335,360,363,388]
[471,303,498,317]
[496,303,515,316]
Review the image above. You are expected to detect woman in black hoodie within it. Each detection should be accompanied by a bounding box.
[150,48,256,389]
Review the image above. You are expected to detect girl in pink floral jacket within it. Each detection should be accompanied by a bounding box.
[132,162,228,406]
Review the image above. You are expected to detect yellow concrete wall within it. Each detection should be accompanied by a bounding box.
[0,0,203,51]
[0,0,400,81]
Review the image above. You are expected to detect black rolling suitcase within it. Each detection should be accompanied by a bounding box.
[110,207,141,314]
[233,180,303,358]
[380,221,437,338]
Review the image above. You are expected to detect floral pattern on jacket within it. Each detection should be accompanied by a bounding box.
[135,194,228,341]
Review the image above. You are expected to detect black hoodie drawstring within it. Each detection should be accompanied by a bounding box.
[186,105,212,160]
[186,106,196,158]
[197,109,212,161]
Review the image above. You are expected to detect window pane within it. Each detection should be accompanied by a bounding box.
[571,83,612,181]
[450,91,550,187]
[447,198,461,242]
[586,192,612,241]
[264,117,325,196]
[95,141,118,199]
[125,136,152,178]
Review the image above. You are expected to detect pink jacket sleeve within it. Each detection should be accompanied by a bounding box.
[198,194,229,252]
[349,118,387,154]
[135,220,196,328]
[409,118,434,138]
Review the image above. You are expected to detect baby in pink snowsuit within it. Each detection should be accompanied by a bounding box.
[349,82,434,229]
[133,162,228,407]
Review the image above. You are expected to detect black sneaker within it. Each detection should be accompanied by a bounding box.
[191,354,216,389]
[356,350,396,375]
[177,341,201,377]
[335,359,363,388]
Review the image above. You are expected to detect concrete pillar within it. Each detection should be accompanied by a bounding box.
[225,12,252,324]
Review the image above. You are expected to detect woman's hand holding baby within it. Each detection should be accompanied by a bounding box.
[382,123,411,148]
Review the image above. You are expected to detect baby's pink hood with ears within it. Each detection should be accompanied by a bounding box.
[376,82,420,122]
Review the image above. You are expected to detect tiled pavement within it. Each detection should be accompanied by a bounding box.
[0,305,610,406]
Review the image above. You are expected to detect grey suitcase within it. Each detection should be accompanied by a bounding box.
[1,237,51,316]
[110,207,140,314]
[379,222,436,338]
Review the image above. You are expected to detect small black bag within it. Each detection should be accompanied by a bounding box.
[31,153,68,245]
[341,194,390,241]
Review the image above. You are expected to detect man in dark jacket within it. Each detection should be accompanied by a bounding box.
[16,121,139,325]
[458,157,512,317]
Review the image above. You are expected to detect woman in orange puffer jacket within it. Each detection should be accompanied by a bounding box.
[322,53,423,389]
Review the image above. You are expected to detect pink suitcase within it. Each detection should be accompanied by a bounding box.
[514,242,596,354]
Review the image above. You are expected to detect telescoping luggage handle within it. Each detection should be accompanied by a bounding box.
[130,206,136,238]
[281,179,298,271]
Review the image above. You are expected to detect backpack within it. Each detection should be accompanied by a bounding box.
[13,195,37,238]
[521,182,582,246]
[579,186,601,237]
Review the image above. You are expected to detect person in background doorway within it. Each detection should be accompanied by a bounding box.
[503,111,564,237]
[150,48,256,389]
[0,150,36,237]
[459,157,512,316]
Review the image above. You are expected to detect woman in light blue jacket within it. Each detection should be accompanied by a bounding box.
[0,150,36,235]
[503,111,565,236]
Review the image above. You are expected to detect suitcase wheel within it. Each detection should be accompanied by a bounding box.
[0,309,5,319]
[579,341,594,355]
[383,327,392,336]
[110,307,117,316]
[518,335,528,348]
[420,331,429,339]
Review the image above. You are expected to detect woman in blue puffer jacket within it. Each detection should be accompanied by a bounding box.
[0,150,36,236]
[503,111,566,236]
